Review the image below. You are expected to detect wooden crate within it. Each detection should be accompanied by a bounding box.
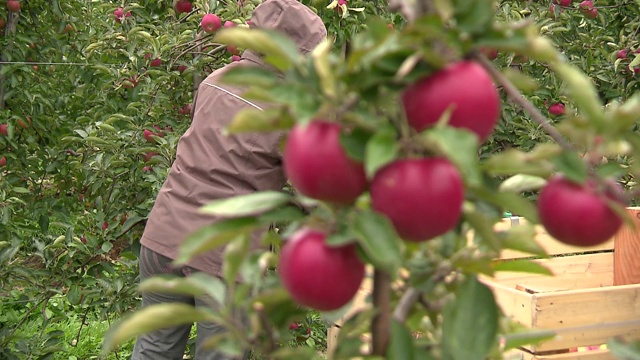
[483,212,640,359]
[328,209,640,359]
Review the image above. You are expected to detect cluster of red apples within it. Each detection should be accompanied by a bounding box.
[550,0,598,19]
[277,60,626,311]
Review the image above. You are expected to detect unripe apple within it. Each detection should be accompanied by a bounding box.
[371,158,464,242]
[150,58,162,67]
[538,176,624,246]
[617,49,628,59]
[283,120,367,204]
[278,228,365,311]
[0,123,7,136]
[548,102,565,115]
[175,0,192,14]
[201,14,222,33]
[0,156,6,167]
[401,60,500,142]
[17,117,30,129]
[7,0,20,12]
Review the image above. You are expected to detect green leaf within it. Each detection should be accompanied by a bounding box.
[199,191,291,217]
[442,276,498,360]
[492,259,553,276]
[220,66,280,88]
[365,125,399,177]
[351,210,402,273]
[499,223,547,257]
[214,28,300,71]
[117,215,147,237]
[223,235,249,285]
[139,273,226,306]
[67,284,82,305]
[452,0,494,35]
[175,217,259,264]
[225,106,295,133]
[387,319,416,360]
[499,175,547,193]
[102,304,219,354]
[423,127,481,186]
[551,151,588,184]
[340,127,372,163]
[471,187,540,223]
[482,149,554,177]
[39,214,50,234]
[608,338,640,360]
[11,187,30,194]
[501,329,556,350]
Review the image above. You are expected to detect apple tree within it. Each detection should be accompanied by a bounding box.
[102,0,640,359]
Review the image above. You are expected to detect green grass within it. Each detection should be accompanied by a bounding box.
[13,314,134,360]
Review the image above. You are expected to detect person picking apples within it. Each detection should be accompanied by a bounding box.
[130,1,327,359]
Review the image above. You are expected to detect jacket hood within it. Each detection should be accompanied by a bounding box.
[250,0,327,54]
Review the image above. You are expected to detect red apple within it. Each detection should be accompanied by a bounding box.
[335,0,348,14]
[142,166,154,173]
[142,152,158,162]
[102,221,109,230]
[579,1,598,19]
[538,176,624,246]
[7,0,20,12]
[278,228,365,311]
[289,323,300,330]
[480,47,499,61]
[0,156,6,167]
[617,49,628,59]
[401,60,500,142]
[227,45,240,55]
[371,157,464,242]
[114,7,132,23]
[548,102,565,115]
[150,58,162,67]
[224,20,237,28]
[553,0,571,6]
[231,55,241,62]
[0,18,6,29]
[143,129,163,143]
[175,0,192,14]
[17,117,30,129]
[177,65,188,73]
[0,123,7,136]
[201,14,222,33]
[283,120,367,204]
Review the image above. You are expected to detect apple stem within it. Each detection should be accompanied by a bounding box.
[371,269,391,356]
[472,52,576,153]
[392,288,420,322]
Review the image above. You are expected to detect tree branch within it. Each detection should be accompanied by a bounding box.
[472,52,576,152]
[371,269,391,356]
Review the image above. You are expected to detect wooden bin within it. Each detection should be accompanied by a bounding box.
[328,209,640,359]
[483,211,640,359]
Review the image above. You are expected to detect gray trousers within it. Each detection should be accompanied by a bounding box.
[131,246,247,360]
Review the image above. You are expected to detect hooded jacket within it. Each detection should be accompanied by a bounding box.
[140,0,327,276]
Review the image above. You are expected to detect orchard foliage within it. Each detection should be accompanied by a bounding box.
[1,0,640,359]
[104,0,640,359]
